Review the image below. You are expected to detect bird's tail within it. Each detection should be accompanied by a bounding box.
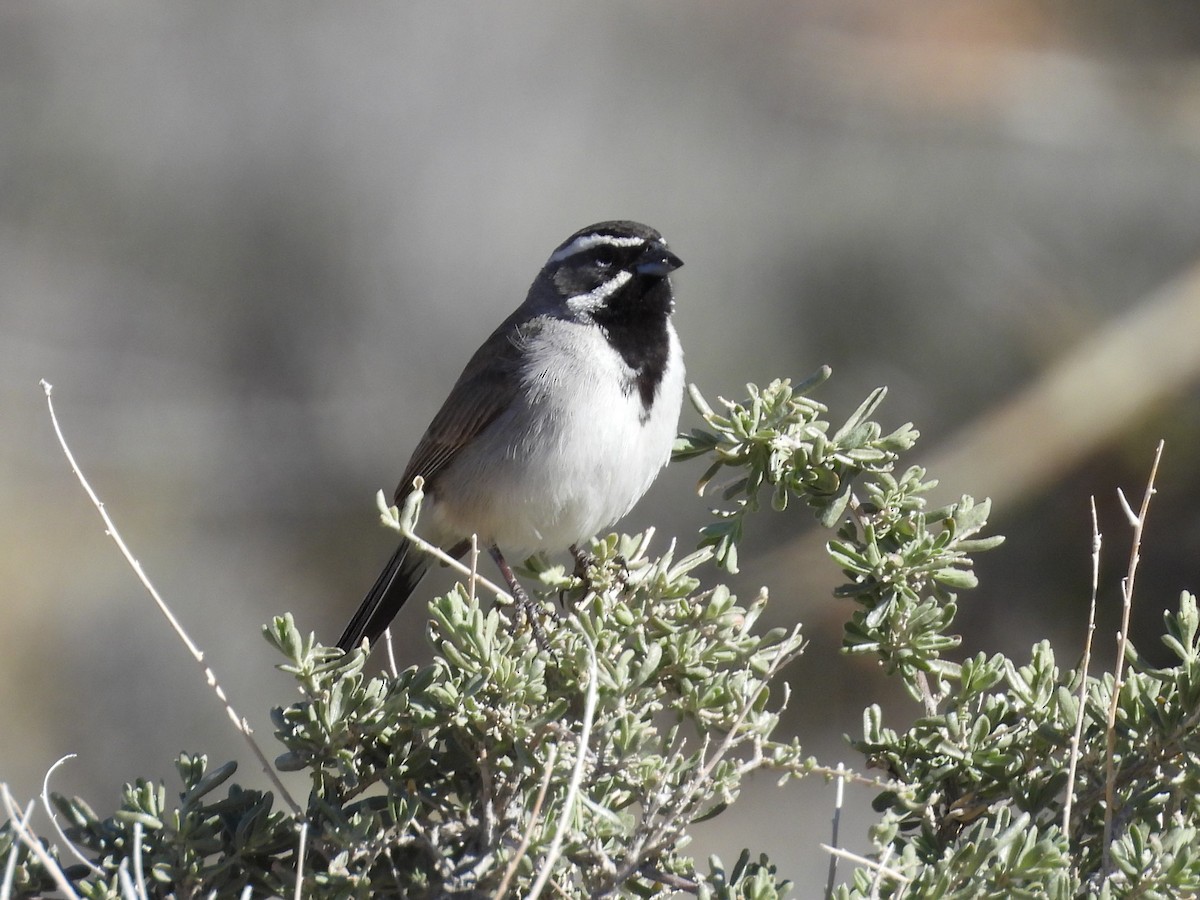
[336,540,429,652]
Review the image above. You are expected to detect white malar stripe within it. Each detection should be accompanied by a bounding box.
[547,233,646,265]
[565,270,633,312]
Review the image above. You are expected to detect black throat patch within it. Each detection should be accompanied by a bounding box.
[589,276,673,420]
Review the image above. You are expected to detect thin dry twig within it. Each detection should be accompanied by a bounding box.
[869,847,898,900]
[1102,440,1164,870]
[604,624,806,892]
[1,796,34,900]
[1,844,15,900]
[116,861,136,900]
[380,484,513,604]
[1063,498,1101,844]
[478,748,497,848]
[130,821,147,900]
[825,762,848,900]
[293,819,308,900]
[39,380,301,816]
[1,784,81,900]
[805,763,899,794]
[383,625,399,678]
[469,532,480,604]
[492,743,561,899]
[914,670,940,717]
[819,844,908,888]
[527,631,599,900]
[39,755,101,875]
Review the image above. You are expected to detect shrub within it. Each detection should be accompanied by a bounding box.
[5,371,1195,898]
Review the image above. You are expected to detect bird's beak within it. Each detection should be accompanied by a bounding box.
[633,245,683,277]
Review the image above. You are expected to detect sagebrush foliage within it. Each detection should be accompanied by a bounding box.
[4,369,1198,898]
[263,531,808,897]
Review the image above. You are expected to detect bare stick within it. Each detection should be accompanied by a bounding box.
[383,626,399,679]
[1,796,34,900]
[116,861,137,900]
[39,380,300,816]
[1,835,16,900]
[1,785,81,899]
[528,630,599,899]
[869,846,896,900]
[130,821,147,900]
[606,624,806,890]
[914,670,940,717]
[38,755,102,875]
[805,763,899,793]
[478,747,497,849]
[293,819,308,900]
[819,844,908,888]
[825,762,847,900]
[380,484,513,603]
[493,743,561,899]
[1063,498,1101,844]
[1102,440,1164,870]
[469,533,480,604]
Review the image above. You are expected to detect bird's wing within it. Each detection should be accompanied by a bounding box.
[394,317,535,502]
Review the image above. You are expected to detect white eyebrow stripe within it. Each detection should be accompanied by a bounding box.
[565,270,633,311]
[548,233,646,264]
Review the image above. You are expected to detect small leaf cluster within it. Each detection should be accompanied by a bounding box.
[40,754,292,899]
[702,850,791,900]
[832,473,1003,685]
[673,368,918,573]
[678,374,1001,691]
[839,806,1073,899]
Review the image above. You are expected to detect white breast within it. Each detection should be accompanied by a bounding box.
[429,319,684,553]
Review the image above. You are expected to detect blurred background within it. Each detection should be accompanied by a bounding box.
[4,0,1200,890]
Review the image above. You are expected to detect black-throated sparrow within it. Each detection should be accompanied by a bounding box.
[336,221,684,652]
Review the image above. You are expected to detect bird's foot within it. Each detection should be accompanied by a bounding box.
[508,580,557,650]
[562,543,631,605]
[489,544,558,650]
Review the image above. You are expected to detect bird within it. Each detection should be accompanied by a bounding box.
[336,220,685,652]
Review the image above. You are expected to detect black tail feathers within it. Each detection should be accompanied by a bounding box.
[336,540,428,652]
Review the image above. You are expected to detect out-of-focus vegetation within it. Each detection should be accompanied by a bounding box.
[3,2,1200,887]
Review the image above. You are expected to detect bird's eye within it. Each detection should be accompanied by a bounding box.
[592,247,618,269]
